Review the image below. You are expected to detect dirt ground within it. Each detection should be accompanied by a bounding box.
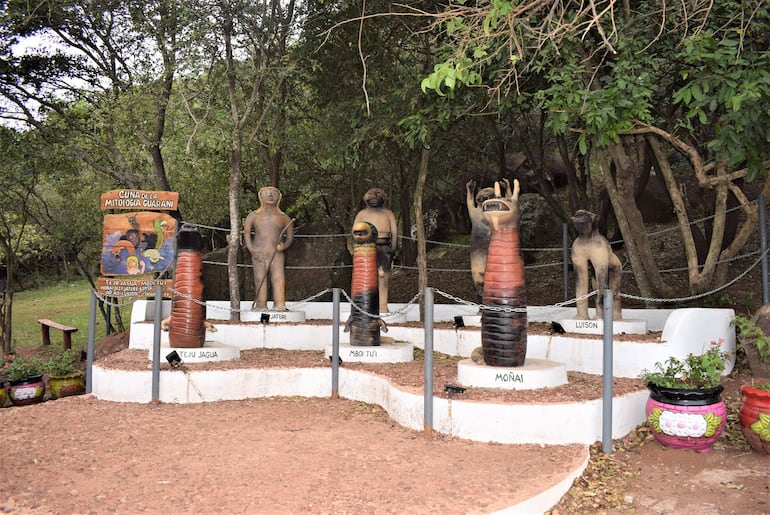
[2,330,770,514]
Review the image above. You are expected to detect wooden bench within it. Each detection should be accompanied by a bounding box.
[37,319,78,350]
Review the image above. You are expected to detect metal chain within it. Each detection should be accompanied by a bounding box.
[340,289,382,319]
[432,288,597,313]
[620,249,766,304]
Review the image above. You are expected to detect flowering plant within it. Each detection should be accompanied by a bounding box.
[640,339,729,389]
[5,355,45,383]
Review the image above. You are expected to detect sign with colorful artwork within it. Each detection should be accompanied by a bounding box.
[99,189,179,298]
[100,212,176,276]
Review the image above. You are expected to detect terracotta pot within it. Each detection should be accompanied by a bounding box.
[646,383,726,453]
[0,384,7,407]
[8,375,46,406]
[739,384,770,454]
[48,372,85,399]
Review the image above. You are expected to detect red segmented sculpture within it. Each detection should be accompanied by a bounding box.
[167,224,206,348]
[480,180,527,366]
[345,221,386,345]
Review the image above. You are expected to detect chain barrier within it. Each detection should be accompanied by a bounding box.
[620,248,767,305]
[432,288,597,313]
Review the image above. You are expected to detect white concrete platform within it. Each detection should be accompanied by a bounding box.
[380,311,407,324]
[457,358,568,389]
[128,305,736,379]
[91,363,648,446]
[559,318,647,335]
[150,342,240,363]
[325,341,414,363]
[239,309,306,323]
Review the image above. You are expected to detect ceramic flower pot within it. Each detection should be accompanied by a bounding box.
[739,384,770,454]
[8,375,46,406]
[48,372,85,399]
[0,384,7,407]
[646,383,726,453]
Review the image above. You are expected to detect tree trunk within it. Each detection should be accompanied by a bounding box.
[414,147,430,320]
[1,256,13,354]
[648,136,758,294]
[227,140,243,322]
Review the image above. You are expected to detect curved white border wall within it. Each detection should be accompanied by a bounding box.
[92,364,648,446]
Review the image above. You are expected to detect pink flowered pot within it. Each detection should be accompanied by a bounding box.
[646,383,726,453]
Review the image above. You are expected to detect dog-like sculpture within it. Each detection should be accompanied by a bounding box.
[571,209,622,320]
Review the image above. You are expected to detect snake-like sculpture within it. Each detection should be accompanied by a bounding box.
[345,221,387,346]
[163,224,216,348]
[480,179,527,367]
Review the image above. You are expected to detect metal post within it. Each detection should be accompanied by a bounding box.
[423,287,434,435]
[151,285,163,402]
[331,288,341,399]
[759,195,769,305]
[601,289,614,454]
[562,223,569,302]
[106,299,112,336]
[85,290,97,394]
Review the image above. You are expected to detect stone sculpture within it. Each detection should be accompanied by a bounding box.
[244,186,295,311]
[570,209,622,320]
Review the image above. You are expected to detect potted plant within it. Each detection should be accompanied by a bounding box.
[739,381,770,454]
[639,340,729,453]
[5,355,46,406]
[731,308,770,453]
[45,349,85,399]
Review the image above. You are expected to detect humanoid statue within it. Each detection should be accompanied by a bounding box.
[570,209,622,320]
[466,180,496,299]
[244,186,294,311]
[353,188,398,313]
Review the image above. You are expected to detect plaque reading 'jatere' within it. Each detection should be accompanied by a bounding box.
[100,212,176,276]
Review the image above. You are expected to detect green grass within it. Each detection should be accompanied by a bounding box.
[11,278,94,353]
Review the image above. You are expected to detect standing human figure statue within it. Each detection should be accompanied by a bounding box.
[244,186,294,311]
[353,188,398,313]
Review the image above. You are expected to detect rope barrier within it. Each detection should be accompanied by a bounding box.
[93,197,765,316]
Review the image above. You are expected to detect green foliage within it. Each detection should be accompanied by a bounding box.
[732,314,770,361]
[45,349,78,376]
[5,355,45,382]
[752,382,770,392]
[672,26,770,180]
[640,340,729,389]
